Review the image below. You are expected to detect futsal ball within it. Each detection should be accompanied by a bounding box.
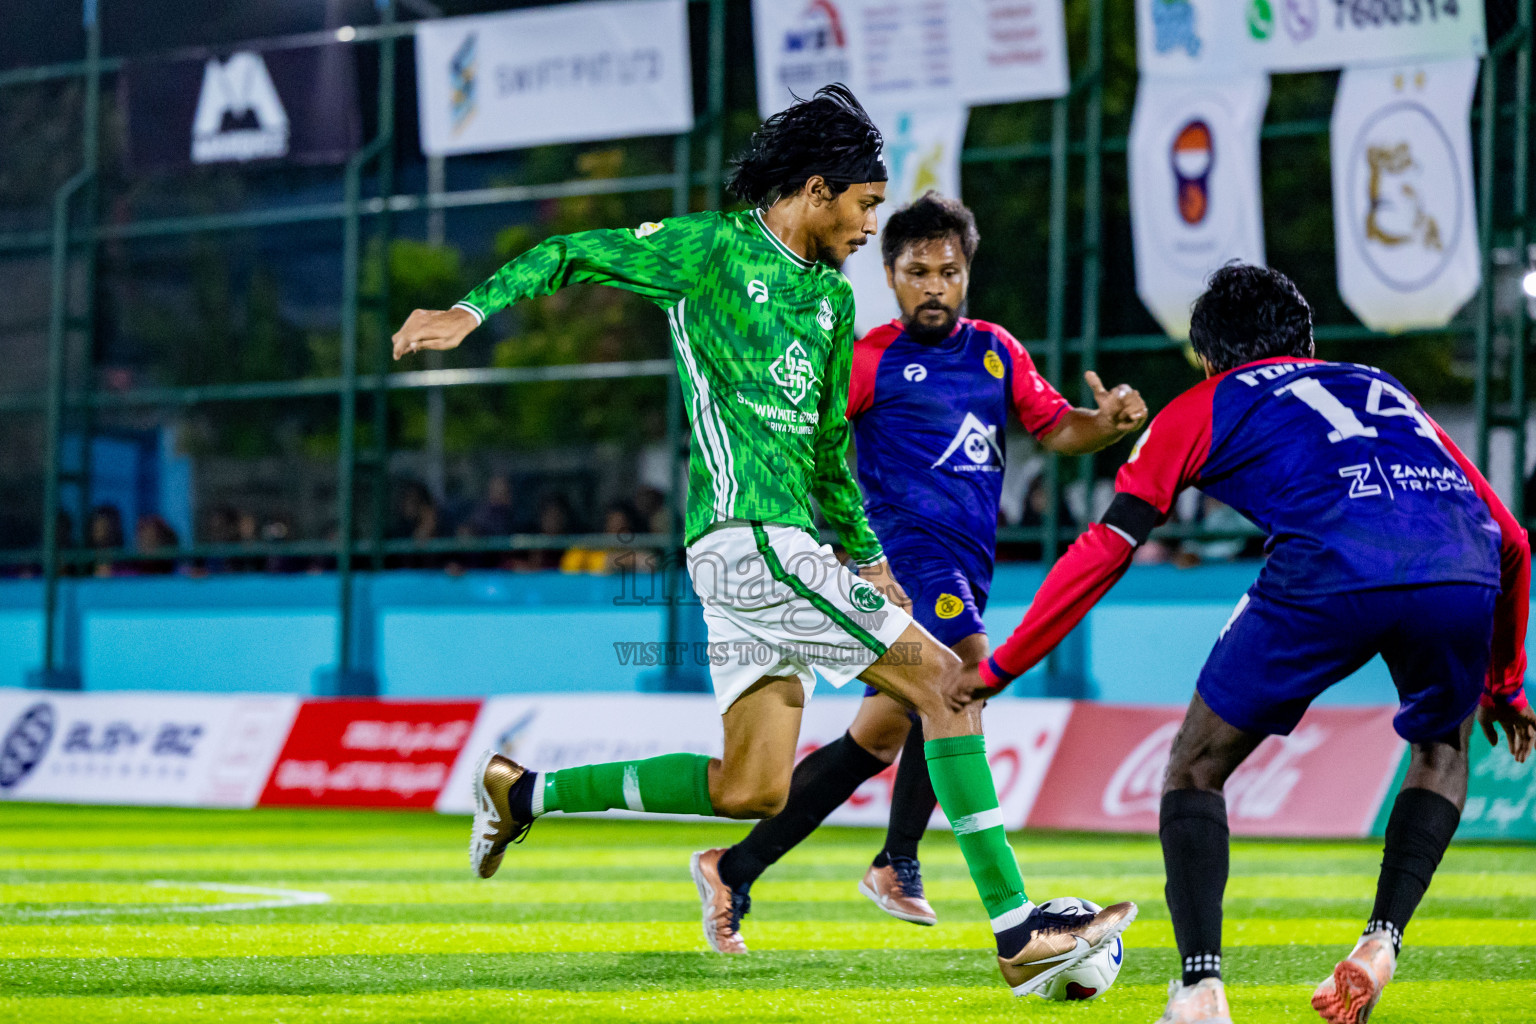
[1035,897,1125,1001]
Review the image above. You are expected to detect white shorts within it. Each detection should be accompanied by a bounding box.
[686,521,914,714]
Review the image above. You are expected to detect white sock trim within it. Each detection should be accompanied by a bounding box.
[530,774,546,818]
[1183,952,1221,975]
[622,764,644,812]
[952,807,1006,836]
[991,900,1035,933]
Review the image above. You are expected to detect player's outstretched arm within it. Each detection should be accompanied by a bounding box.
[1038,371,1148,456]
[392,214,720,361]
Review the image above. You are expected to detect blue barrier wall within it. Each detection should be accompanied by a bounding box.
[2,564,1520,703]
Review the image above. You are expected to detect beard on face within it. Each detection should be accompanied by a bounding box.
[903,300,961,343]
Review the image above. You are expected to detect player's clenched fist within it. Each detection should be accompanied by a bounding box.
[392,307,479,361]
[1085,370,1147,436]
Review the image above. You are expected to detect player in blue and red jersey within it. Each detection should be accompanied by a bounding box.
[691,193,1147,951]
[966,264,1536,1024]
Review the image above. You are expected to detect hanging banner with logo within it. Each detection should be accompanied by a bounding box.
[1129,74,1270,339]
[1137,0,1485,79]
[0,690,299,808]
[839,104,969,335]
[1331,58,1480,332]
[752,0,1068,118]
[415,0,693,157]
[122,45,360,171]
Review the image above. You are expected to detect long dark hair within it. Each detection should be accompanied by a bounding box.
[727,83,885,207]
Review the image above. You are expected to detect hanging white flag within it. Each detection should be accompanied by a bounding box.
[752,0,1067,118]
[1129,74,1270,339]
[1331,58,1480,333]
[840,104,970,335]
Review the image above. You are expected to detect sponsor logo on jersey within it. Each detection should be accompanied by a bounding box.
[769,340,819,405]
[747,279,770,304]
[817,297,836,331]
[903,363,927,382]
[1247,0,1273,40]
[932,412,1002,470]
[0,703,55,790]
[934,593,964,619]
[191,52,290,164]
[636,221,664,238]
[983,350,1006,379]
[849,580,886,613]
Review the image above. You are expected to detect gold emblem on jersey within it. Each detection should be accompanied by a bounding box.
[935,593,964,619]
[635,221,664,238]
[983,350,1005,379]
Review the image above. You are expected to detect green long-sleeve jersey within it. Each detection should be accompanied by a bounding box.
[455,208,884,564]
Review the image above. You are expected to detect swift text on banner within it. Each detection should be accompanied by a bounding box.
[415,0,693,157]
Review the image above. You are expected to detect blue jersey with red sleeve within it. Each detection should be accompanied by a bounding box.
[847,318,1071,588]
[980,357,1530,708]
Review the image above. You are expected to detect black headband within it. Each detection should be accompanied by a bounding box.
[823,151,888,186]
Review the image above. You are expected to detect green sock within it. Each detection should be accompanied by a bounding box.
[925,734,1030,931]
[539,753,714,817]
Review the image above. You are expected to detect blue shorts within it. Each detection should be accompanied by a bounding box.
[1198,583,1496,744]
[864,550,989,698]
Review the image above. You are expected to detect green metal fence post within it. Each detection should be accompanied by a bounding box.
[326,19,394,697]
[1474,52,1498,472]
[1076,0,1106,527]
[1512,0,1532,525]
[33,0,100,690]
[368,4,398,573]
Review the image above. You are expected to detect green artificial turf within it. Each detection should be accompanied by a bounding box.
[1,805,1532,1022]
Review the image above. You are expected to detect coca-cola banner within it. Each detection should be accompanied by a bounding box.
[1027,703,1406,837]
[260,699,480,809]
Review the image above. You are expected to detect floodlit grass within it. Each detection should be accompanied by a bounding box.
[1,805,1533,1022]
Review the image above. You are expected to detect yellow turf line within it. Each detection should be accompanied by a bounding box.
[5,919,1532,958]
[3,982,1535,1024]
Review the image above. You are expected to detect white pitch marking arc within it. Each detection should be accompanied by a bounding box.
[9,880,331,918]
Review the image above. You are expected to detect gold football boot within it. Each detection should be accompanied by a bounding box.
[469,749,533,879]
[998,900,1138,996]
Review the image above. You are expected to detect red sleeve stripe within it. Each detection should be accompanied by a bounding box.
[848,321,901,419]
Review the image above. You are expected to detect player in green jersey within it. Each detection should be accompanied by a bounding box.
[391,84,1135,994]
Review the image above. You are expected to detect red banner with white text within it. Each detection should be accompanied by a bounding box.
[258,699,480,809]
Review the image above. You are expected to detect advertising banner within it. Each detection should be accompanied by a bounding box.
[0,690,298,808]
[1372,725,1536,841]
[437,694,1072,830]
[842,104,969,335]
[260,699,480,809]
[1331,58,1480,332]
[1129,74,1269,339]
[1137,0,1485,79]
[415,0,694,157]
[752,0,1068,119]
[123,45,360,171]
[1027,703,1406,837]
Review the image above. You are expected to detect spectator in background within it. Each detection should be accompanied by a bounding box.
[465,473,519,537]
[561,500,655,574]
[390,479,447,569]
[516,492,576,572]
[134,514,180,575]
[634,485,669,536]
[86,504,124,577]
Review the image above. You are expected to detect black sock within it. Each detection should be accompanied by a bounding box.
[1160,788,1229,986]
[508,770,537,822]
[1367,787,1461,956]
[874,718,934,867]
[717,732,888,892]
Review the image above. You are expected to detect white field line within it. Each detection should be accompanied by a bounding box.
[7,880,331,919]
